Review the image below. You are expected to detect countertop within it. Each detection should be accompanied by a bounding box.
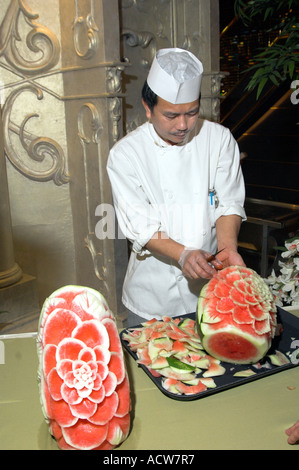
[1,319,299,451]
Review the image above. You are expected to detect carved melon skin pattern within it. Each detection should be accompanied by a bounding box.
[37,285,131,450]
[197,266,277,364]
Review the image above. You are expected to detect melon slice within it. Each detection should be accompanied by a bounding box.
[123,315,226,396]
[37,285,131,450]
[197,266,277,364]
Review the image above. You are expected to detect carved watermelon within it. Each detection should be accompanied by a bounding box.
[197,266,277,364]
[37,285,131,450]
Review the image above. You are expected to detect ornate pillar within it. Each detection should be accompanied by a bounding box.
[58,0,127,316]
[0,0,126,321]
[0,107,22,288]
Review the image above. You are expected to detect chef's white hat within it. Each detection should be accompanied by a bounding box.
[147,48,203,104]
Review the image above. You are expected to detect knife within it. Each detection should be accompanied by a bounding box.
[206,248,225,263]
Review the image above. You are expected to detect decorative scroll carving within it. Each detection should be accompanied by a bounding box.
[108,97,122,144]
[78,102,103,145]
[106,66,124,143]
[73,0,99,60]
[77,103,110,293]
[122,29,155,49]
[106,66,125,94]
[121,29,156,68]
[206,71,227,122]
[84,233,110,295]
[121,0,152,13]
[0,0,60,74]
[2,84,69,185]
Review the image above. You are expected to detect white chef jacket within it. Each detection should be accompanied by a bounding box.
[107,119,246,320]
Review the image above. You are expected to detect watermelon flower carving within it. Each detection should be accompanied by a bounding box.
[37,286,131,450]
[197,266,277,364]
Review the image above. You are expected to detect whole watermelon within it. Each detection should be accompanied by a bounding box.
[197,266,277,364]
[37,285,131,450]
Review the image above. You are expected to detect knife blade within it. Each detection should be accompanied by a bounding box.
[206,248,225,262]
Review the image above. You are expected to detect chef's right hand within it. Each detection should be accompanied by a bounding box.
[178,248,223,280]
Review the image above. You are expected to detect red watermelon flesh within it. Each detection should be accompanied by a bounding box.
[197,266,277,364]
[37,285,131,450]
[123,315,223,396]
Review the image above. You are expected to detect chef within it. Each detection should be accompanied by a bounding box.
[107,48,246,326]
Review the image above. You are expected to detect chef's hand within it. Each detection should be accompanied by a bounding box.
[178,248,223,279]
[286,421,299,445]
[216,247,246,269]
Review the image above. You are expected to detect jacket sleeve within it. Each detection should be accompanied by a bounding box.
[107,147,162,255]
[214,127,247,222]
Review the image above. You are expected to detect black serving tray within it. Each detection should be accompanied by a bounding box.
[120,307,299,401]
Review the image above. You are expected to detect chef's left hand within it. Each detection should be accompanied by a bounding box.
[179,248,223,279]
[216,248,246,269]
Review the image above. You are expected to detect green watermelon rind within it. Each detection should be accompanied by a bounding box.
[197,284,207,326]
[37,285,113,336]
[200,324,271,364]
[197,267,277,365]
[166,356,196,372]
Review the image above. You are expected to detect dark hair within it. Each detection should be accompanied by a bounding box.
[141,81,158,111]
[142,80,202,110]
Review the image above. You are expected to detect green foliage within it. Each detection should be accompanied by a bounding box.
[234,0,299,98]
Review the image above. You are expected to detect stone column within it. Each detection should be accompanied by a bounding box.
[0,107,22,288]
[58,0,126,317]
[0,1,126,321]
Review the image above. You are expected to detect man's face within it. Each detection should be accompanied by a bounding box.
[142,97,200,145]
